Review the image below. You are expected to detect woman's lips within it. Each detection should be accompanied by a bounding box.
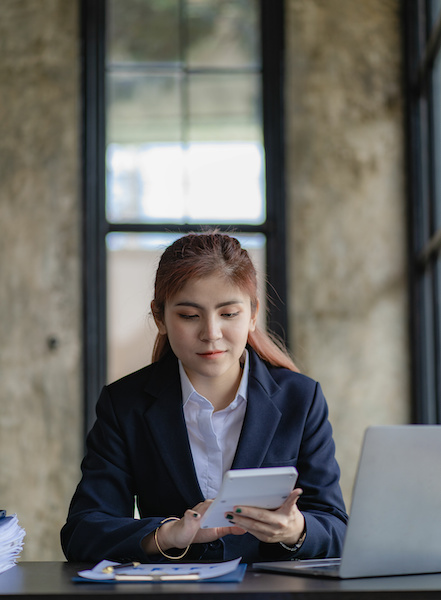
[197,350,225,358]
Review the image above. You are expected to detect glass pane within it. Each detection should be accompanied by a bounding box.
[106,143,185,223]
[107,0,180,64]
[184,141,265,223]
[188,73,261,141]
[106,141,264,224]
[106,232,266,382]
[107,73,181,144]
[106,72,183,223]
[186,73,264,223]
[187,0,260,68]
[106,233,160,383]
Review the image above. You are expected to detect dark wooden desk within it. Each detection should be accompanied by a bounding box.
[2,562,441,599]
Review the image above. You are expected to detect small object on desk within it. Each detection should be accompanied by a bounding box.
[102,561,140,573]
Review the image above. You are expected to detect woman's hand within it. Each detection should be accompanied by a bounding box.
[223,488,305,546]
[141,500,245,556]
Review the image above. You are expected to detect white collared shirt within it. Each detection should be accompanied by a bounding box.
[180,351,249,500]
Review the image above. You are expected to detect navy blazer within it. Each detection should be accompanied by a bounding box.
[61,348,348,563]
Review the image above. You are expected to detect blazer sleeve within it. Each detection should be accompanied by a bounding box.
[261,381,348,560]
[60,386,162,562]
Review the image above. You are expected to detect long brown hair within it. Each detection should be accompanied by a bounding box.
[151,231,299,372]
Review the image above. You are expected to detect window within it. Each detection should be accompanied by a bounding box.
[404,0,441,423]
[81,0,286,432]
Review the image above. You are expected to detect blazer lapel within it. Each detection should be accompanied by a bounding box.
[143,355,204,508]
[142,350,282,503]
[232,350,282,468]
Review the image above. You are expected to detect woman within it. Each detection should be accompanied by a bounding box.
[61,232,348,563]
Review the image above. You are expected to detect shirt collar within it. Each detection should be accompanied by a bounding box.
[179,349,249,409]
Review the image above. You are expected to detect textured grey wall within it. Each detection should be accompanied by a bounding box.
[0,1,82,559]
[285,0,409,505]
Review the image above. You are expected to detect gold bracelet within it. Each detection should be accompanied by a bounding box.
[154,517,191,560]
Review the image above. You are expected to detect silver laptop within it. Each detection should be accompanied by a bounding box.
[253,425,441,579]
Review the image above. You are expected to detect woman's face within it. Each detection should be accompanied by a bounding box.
[154,274,258,390]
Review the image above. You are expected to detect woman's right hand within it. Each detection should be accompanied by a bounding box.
[141,500,245,555]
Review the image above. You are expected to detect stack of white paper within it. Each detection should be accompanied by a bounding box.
[0,512,26,575]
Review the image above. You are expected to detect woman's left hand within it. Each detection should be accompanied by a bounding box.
[224,488,305,546]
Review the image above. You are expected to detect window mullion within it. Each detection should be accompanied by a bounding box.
[81,0,108,435]
[260,0,287,344]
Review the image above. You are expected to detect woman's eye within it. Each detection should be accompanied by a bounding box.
[222,312,239,318]
[179,314,198,320]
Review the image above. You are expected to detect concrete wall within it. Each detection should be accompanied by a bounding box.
[0,0,407,559]
[0,1,82,559]
[285,0,409,505]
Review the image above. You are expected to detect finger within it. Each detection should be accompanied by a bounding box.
[224,500,304,542]
[224,512,283,542]
[192,499,214,516]
[228,505,279,525]
[214,525,246,537]
[280,488,304,511]
[167,510,201,547]
[229,488,304,524]
[292,487,304,500]
[182,508,203,534]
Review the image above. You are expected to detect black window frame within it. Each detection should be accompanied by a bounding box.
[404,0,441,424]
[81,0,287,434]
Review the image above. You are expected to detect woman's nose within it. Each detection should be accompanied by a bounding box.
[200,317,222,341]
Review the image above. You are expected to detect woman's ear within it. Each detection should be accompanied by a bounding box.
[249,299,259,333]
[151,301,167,335]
